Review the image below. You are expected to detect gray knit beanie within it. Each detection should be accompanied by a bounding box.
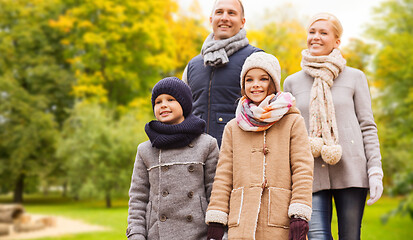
[240,52,281,93]
[151,77,193,118]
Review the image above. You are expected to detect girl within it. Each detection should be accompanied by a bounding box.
[127,77,219,240]
[283,13,383,240]
[205,52,314,240]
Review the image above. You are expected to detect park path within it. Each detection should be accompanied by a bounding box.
[0,214,107,240]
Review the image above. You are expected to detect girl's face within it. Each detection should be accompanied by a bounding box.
[244,68,274,105]
[154,94,185,125]
[307,20,340,56]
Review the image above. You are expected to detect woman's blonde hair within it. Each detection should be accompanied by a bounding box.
[308,12,343,39]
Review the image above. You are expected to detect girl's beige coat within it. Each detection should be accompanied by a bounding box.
[206,107,314,240]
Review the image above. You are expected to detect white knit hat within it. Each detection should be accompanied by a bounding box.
[240,52,281,93]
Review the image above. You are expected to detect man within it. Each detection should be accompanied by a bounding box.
[183,0,262,147]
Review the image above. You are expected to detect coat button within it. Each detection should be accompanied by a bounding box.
[162,190,169,197]
[218,117,223,122]
[322,164,326,168]
[187,191,194,198]
[160,215,167,222]
[161,166,169,171]
[188,165,194,172]
[186,215,193,222]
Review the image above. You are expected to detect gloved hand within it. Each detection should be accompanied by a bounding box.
[207,222,225,240]
[289,217,309,240]
[367,174,383,205]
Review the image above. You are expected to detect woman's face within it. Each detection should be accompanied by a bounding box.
[307,20,340,56]
[244,68,274,105]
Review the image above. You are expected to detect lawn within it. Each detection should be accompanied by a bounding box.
[0,195,412,239]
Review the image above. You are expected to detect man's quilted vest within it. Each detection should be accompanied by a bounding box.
[186,45,261,146]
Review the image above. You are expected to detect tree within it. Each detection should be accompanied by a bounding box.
[367,0,413,219]
[49,0,180,105]
[341,38,375,74]
[247,4,307,86]
[171,0,209,78]
[0,0,74,202]
[57,102,150,207]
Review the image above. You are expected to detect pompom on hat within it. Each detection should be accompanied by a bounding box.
[151,77,193,118]
[240,52,282,93]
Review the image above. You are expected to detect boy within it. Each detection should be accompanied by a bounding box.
[127,77,219,240]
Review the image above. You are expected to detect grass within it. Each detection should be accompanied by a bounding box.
[0,195,412,239]
[330,197,412,239]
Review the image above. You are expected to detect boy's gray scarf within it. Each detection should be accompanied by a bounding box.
[201,28,249,67]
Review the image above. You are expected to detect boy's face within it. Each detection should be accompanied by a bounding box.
[154,94,185,125]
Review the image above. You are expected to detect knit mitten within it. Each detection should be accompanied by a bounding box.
[289,217,309,240]
[367,169,383,205]
[207,222,225,240]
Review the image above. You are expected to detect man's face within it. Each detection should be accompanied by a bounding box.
[210,0,245,40]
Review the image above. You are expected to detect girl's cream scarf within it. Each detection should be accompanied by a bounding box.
[301,49,346,165]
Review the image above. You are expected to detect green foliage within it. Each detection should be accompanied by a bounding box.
[249,19,307,86]
[382,172,413,222]
[57,102,150,206]
[342,38,375,74]
[367,0,413,220]
[0,76,58,194]
[49,0,180,105]
[0,0,74,200]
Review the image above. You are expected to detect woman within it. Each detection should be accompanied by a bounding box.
[206,52,313,240]
[283,13,383,240]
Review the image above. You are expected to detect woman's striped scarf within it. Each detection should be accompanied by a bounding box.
[236,92,295,132]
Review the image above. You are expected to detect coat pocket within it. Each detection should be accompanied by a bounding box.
[268,187,291,228]
[228,188,244,227]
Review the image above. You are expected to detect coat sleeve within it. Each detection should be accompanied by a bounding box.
[205,124,234,225]
[288,115,314,221]
[204,136,220,202]
[127,146,150,239]
[353,71,383,177]
[283,76,292,93]
[182,65,189,84]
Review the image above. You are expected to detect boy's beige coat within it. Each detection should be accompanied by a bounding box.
[206,107,314,239]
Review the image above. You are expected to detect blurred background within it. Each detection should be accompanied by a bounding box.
[0,0,412,239]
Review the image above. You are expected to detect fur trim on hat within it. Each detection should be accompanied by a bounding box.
[240,52,281,93]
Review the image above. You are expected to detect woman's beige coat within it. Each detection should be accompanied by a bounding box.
[206,107,314,240]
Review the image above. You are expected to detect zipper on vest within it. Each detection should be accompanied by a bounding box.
[207,69,215,133]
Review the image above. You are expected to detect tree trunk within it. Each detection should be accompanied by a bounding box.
[62,182,67,197]
[13,174,25,203]
[105,191,111,208]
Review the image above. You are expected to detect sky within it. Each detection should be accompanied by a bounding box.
[177,0,386,46]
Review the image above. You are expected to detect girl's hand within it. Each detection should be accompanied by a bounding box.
[207,222,225,240]
[289,217,309,240]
